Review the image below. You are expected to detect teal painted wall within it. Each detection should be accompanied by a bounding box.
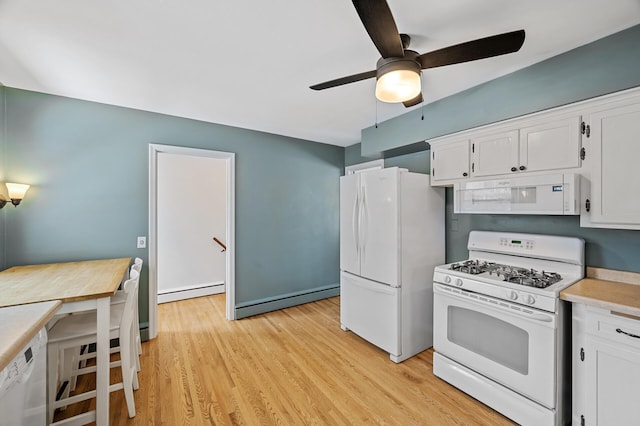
[444,190,640,273]
[346,142,430,174]
[361,24,640,156]
[345,24,640,273]
[3,88,343,322]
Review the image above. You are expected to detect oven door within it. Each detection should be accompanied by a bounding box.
[433,284,557,408]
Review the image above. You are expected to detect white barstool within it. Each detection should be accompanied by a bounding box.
[47,269,140,422]
[72,257,143,380]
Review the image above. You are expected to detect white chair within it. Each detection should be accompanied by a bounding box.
[77,257,143,372]
[113,257,143,361]
[47,269,140,422]
[66,257,144,395]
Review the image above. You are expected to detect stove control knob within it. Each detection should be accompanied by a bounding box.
[455,278,463,287]
[444,276,452,284]
[524,295,536,305]
[508,291,518,301]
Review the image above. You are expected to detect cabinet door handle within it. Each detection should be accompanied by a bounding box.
[616,328,640,339]
[519,165,526,171]
[510,167,517,172]
[462,172,468,177]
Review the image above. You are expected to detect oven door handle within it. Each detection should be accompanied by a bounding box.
[522,311,554,322]
[434,284,555,323]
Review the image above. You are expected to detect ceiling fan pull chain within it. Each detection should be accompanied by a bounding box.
[375,99,379,128]
[421,75,425,120]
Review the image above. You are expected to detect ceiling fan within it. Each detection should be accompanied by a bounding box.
[310,0,526,107]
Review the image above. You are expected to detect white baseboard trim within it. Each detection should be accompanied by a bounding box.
[158,281,225,304]
[235,284,339,319]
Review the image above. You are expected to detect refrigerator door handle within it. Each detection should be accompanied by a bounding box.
[352,188,360,258]
[360,183,368,261]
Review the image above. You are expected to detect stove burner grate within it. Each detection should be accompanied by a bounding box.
[502,270,562,288]
[449,260,487,275]
[449,260,562,288]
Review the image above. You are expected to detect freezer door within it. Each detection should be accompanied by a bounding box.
[340,173,360,275]
[359,168,399,286]
[340,272,400,356]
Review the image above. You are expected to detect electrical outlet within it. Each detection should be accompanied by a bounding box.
[137,236,147,249]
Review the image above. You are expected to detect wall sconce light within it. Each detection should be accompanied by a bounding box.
[0,183,30,209]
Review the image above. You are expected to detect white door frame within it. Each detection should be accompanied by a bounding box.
[148,144,236,339]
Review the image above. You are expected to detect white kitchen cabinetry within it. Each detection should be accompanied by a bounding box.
[470,129,519,177]
[518,116,582,173]
[580,99,640,230]
[430,138,470,183]
[470,116,582,178]
[572,304,640,425]
[429,114,582,184]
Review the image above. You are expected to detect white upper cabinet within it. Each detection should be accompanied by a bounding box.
[429,111,583,185]
[426,86,640,229]
[518,116,582,172]
[580,95,640,229]
[470,116,582,178]
[430,138,470,184]
[470,130,519,177]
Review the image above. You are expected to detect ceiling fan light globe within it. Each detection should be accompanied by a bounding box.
[375,69,421,103]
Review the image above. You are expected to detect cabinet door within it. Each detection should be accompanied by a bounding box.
[519,116,581,172]
[588,103,640,226]
[359,168,399,287]
[585,336,640,425]
[471,130,519,177]
[431,139,470,183]
[572,305,588,426]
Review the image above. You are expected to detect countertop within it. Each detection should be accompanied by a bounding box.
[560,267,640,317]
[0,258,130,307]
[0,300,61,371]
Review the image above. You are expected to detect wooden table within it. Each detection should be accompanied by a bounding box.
[0,258,131,426]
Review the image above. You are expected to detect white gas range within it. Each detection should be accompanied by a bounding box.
[432,231,584,426]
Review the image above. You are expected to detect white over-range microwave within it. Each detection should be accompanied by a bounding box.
[454,173,579,215]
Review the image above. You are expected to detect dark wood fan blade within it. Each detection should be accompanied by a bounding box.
[310,70,377,90]
[418,30,526,69]
[352,0,404,58]
[403,92,423,108]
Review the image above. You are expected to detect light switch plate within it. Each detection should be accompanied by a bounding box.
[137,236,147,249]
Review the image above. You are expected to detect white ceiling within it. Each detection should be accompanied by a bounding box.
[1,1,639,147]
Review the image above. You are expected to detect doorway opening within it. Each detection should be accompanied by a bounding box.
[148,144,236,339]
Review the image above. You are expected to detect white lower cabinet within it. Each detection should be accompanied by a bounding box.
[572,304,640,425]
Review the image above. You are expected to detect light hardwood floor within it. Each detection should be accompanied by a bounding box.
[54,295,515,425]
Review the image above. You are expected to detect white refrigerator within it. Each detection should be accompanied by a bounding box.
[340,167,444,363]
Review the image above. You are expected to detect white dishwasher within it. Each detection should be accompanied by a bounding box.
[0,328,48,426]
